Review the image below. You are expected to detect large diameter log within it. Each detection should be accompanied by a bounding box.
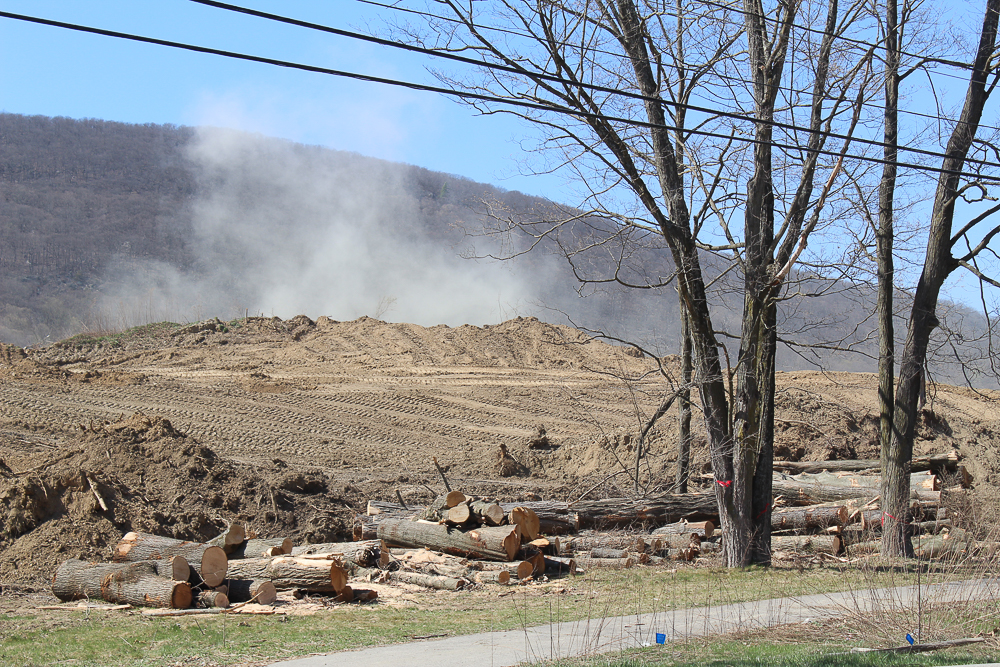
[770,535,842,555]
[572,494,719,529]
[771,505,848,531]
[207,524,246,555]
[52,559,192,609]
[227,556,347,593]
[772,474,940,506]
[508,507,541,541]
[113,532,228,588]
[226,579,277,605]
[377,519,520,561]
[290,540,387,568]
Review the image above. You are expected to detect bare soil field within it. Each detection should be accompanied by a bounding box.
[1,315,998,586]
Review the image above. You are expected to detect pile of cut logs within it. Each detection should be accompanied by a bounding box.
[51,525,385,610]
[359,450,982,565]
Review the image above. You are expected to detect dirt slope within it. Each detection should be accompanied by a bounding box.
[1,315,997,584]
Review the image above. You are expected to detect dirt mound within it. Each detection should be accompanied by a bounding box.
[0,413,362,585]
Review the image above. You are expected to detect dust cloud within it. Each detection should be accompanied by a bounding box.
[96,127,541,328]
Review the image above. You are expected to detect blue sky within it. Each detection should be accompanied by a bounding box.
[0,0,563,198]
[0,0,997,312]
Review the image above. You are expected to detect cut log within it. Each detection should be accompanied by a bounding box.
[771,505,848,531]
[774,450,961,475]
[544,555,577,575]
[227,556,348,593]
[573,556,634,569]
[207,524,246,555]
[561,534,646,554]
[772,473,942,506]
[367,500,422,516]
[573,495,718,529]
[197,590,230,608]
[589,548,632,559]
[770,535,842,555]
[508,507,541,541]
[290,541,388,568]
[652,521,715,539]
[469,500,505,527]
[52,559,192,609]
[648,533,700,551]
[914,529,973,559]
[354,589,379,602]
[356,567,466,590]
[332,586,354,603]
[144,557,190,582]
[477,560,535,580]
[232,538,293,559]
[472,569,511,585]
[445,491,467,508]
[113,533,228,588]
[226,579,277,605]
[446,503,473,526]
[377,519,520,561]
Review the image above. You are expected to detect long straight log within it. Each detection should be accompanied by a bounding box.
[774,451,960,475]
[561,534,646,554]
[113,533,227,588]
[772,474,941,506]
[770,535,842,555]
[573,556,634,569]
[652,521,715,539]
[356,567,466,590]
[571,494,719,529]
[52,559,192,609]
[771,505,848,531]
[227,556,347,592]
[377,519,520,561]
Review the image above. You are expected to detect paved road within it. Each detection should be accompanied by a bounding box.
[268,578,1000,667]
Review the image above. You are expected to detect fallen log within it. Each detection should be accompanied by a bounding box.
[470,570,511,585]
[544,555,577,575]
[226,579,277,605]
[290,540,388,568]
[227,556,348,593]
[508,507,541,541]
[572,494,719,529]
[771,505,848,531]
[573,556,634,569]
[561,534,647,554]
[774,450,961,476]
[197,590,230,608]
[112,533,228,588]
[207,524,246,555]
[648,533,700,551]
[52,559,192,609]
[477,560,535,580]
[652,520,715,539]
[772,474,942,506]
[356,567,466,590]
[377,519,520,561]
[770,535,842,555]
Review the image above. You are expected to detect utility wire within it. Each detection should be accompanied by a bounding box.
[355,0,1000,131]
[192,0,1000,173]
[1,9,998,184]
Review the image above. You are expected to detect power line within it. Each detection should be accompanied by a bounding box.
[1,9,998,184]
[191,0,1000,173]
[355,0,1000,132]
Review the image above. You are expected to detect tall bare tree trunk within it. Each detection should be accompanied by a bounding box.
[677,308,693,494]
[882,0,1000,557]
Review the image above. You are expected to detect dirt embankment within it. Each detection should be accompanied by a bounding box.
[0,315,997,585]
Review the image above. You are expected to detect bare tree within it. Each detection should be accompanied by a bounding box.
[881,0,1000,557]
[399,0,873,565]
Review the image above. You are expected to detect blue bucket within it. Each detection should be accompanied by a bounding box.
[655,633,666,644]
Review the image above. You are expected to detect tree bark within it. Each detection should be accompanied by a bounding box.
[771,505,847,531]
[376,519,520,561]
[231,538,293,559]
[226,556,347,593]
[290,540,387,568]
[112,532,227,588]
[572,494,719,529]
[52,559,192,609]
[883,0,1000,557]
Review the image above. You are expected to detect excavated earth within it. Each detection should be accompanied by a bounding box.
[0,315,998,586]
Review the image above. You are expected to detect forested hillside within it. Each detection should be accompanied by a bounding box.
[0,113,994,386]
